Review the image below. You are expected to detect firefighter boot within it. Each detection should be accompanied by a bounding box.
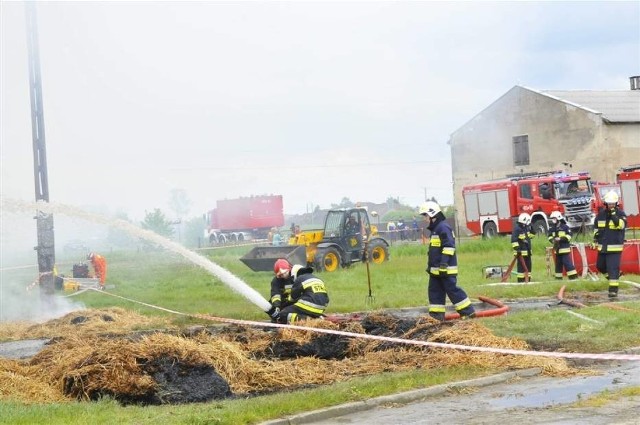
[429,312,445,321]
[608,286,619,299]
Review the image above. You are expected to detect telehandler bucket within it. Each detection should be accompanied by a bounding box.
[240,245,308,272]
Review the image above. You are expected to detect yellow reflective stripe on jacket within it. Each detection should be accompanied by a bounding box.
[430,235,441,247]
[294,300,325,314]
[442,247,455,256]
[302,278,327,294]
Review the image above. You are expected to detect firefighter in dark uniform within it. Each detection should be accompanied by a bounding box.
[511,213,534,282]
[594,191,627,298]
[266,258,295,322]
[548,211,578,280]
[276,264,329,324]
[420,201,475,321]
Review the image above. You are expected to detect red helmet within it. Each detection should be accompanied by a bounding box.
[273,258,292,277]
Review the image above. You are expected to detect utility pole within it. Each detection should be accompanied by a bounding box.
[26,2,56,298]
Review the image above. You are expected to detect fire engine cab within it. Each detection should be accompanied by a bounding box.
[617,164,640,229]
[462,171,595,238]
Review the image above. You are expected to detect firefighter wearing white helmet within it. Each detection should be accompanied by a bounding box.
[275,264,329,324]
[511,212,534,282]
[420,201,475,320]
[594,190,627,298]
[547,211,578,280]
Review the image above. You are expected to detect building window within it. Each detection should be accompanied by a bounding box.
[513,135,529,166]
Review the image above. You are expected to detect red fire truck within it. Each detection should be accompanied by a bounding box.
[204,195,284,244]
[462,171,595,238]
[617,165,640,229]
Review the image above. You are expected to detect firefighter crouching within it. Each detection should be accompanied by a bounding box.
[266,258,295,322]
[273,264,329,324]
[594,191,627,298]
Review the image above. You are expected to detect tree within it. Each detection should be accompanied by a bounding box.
[107,211,137,248]
[168,188,191,219]
[141,209,174,238]
[331,197,355,209]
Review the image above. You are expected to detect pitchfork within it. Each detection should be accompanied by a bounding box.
[364,238,375,304]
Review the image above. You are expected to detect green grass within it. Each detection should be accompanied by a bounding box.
[2,239,639,423]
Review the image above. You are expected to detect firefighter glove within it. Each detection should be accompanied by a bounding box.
[270,307,281,320]
[513,251,521,257]
[438,263,448,274]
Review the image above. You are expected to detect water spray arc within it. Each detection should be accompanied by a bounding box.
[1,198,272,312]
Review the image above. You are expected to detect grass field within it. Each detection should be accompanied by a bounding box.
[1,237,639,424]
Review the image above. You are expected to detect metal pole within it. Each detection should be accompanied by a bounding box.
[25,1,56,298]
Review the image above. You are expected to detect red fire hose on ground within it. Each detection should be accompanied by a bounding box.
[556,285,587,308]
[444,296,509,320]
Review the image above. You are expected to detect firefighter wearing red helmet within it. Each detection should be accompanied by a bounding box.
[266,258,294,322]
[594,191,627,298]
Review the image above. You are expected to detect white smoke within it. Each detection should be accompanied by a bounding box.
[0,197,271,322]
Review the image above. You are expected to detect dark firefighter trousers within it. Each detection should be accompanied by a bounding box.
[555,253,578,280]
[596,252,622,293]
[277,304,324,324]
[428,274,474,320]
[516,254,531,282]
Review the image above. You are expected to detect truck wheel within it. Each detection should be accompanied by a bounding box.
[315,247,341,272]
[482,222,498,239]
[531,219,547,236]
[367,240,389,264]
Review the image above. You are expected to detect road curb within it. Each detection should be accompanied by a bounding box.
[261,367,542,425]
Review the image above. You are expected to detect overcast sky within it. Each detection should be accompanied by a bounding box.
[2,1,639,222]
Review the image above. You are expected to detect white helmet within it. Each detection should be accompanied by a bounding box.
[517,213,531,225]
[419,201,441,218]
[603,191,619,205]
[291,264,312,280]
[550,211,563,221]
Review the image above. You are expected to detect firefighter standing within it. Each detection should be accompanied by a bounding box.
[594,191,627,298]
[420,201,475,320]
[87,252,107,289]
[548,211,578,280]
[511,213,534,282]
[266,259,295,322]
[275,264,329,324]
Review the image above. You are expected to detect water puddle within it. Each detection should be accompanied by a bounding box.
[488,362,640,409]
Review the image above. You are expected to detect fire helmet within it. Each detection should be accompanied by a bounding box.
[603,191,619,205]
[419,201,441,218]
[550,211,563,221]
[87,252,95,260]
[273,258,292,277]
[291,264,313,280]
[517,213,531,225]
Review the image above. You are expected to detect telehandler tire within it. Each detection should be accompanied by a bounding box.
[315,247,342,272]
[367,239,389,264]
